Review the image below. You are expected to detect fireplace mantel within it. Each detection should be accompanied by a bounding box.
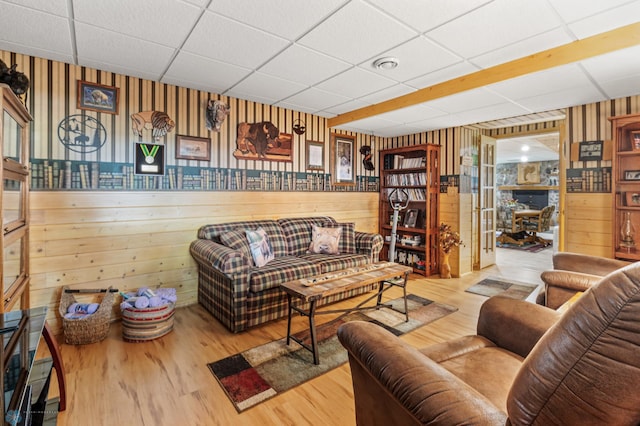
[498,185,559,191]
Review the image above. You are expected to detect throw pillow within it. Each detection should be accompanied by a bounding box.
[324,221,356,254]
[308,225,341,254]
[220,228,254,265]
[246,228,275,267]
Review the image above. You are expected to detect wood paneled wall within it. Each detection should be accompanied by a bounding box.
[31,191,378,334]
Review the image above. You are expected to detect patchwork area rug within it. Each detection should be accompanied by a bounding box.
[465,277,539,300]
[208,294,457,412]
[497,242,551,253]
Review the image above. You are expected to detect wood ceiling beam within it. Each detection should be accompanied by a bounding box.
[327,22,640,128]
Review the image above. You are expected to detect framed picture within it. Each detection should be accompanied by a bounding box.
[403,209,418,228]
[305,140,324,170]
[175,135,211,161]
[330,133,355,186]
[134,142,165,175]
[631,131,640,151]
[233,122,293,162]
[625,170,640,181]
[578,140,603,161]
[626,192,640,206]
[517,162,540,184]
[77,80,119,114]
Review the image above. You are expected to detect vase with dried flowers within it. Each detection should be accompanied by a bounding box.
[438,223,464,279]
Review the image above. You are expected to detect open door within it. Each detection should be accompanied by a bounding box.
[478,135,497,269]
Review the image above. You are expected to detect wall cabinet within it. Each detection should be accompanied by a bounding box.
[610,113,640,261]
[0,84,32,312]
[379,144,440,276]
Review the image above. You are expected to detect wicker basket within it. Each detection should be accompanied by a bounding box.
[122,303,175,342]
[59,286,114,345]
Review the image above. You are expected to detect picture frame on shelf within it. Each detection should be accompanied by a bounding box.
[330,133,355,186]
[175,135,211,161]
[77,80,119,114]
[305,140,324,170]
[403,209,418,228]
[517,161,540,184]
[632,131,640,151]
[626,192,640,206]
[624,170,640,181]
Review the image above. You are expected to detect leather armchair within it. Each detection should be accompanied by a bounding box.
[538,252,630,309]
[338,262,640,425]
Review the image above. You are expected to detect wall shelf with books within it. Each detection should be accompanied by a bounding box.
[379,144,440,276]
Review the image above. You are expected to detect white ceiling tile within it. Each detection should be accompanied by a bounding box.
[516,85,604,111]
[568,1,640,38]
[410,114,468,132]
[356,83,415,104]
[274,101,321,115]
[297,0,417,64]
[426,0,561,58]
[208,0,348,40]
[405,61,479,89]
[75,23,175,78]
[79,59,162,82]
[374,124,426,137]
[359,36,462,82]
[259,44,351,85]
[367,0,493,32]
[598,74,640,100]
[581,45,640,82]
[0,3,72,56]
[73,0,201,48]
[453,102,533,125]
[322,98,371,115]
[0,40,74,65]
[224,72,307,103]
[488,64,595,100]
[470,28,573,69]
[316,67,396,99]
[163,51,251,95]
[3,0,69,16]
[426,88,508,114]
[376,104,446,124]
[183,11,290,69]
[282,87,351,111]
[183,0,209,7]
[546,0,633,23]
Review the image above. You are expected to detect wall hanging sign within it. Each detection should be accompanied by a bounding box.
[331,133,355,186]
[77,80,119,115]
[578,140,604,161]
[57,114,107,153]
[135,142,165,175]
[305,140,324,170]
[233,121,293,162]
[517,161,541,184]
[176,135,211,161]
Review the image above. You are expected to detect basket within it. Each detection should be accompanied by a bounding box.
[59,286,115,345]
[122,303,175,342]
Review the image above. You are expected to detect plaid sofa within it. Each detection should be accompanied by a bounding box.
[189,216,383,333]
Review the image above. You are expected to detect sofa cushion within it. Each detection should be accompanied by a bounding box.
[308,225,341,254]
[299,253,370,274]
[248,256,321,292]
[323,221,356,254]
[278,216,335,255]
[199,219,288,257]
[219,229,253,264]
[245,228,275,267]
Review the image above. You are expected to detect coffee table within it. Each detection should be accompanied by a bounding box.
[280,262,412,364]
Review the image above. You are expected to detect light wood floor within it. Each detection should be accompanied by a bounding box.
[54,247,552,426]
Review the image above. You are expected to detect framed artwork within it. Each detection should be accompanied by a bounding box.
[626,192,640,206]
[403,209,418,228]
[517,162,541,184]
[134,142,165,175]
[305,140,324,170]
[233,121,293,162]
[578,140,603,161]
[77,80,119,114]
[330,133,355,186]
[625,170,640,181]
[175,135,211,161]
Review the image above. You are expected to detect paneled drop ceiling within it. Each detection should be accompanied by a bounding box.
[1,0,639,136]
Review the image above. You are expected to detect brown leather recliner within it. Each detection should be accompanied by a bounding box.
[538,252,630,309]
[338,262,640,425]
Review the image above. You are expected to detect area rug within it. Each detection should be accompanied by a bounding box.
[207,294,457,412]
[465,277,539,300]
[497,242,550,253]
